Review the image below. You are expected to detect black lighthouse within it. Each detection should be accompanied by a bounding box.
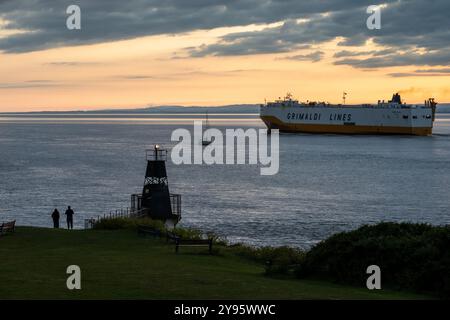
[131,145,181,225]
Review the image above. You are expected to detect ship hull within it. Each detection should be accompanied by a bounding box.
[260,105,434,136]
[261,115,432,136]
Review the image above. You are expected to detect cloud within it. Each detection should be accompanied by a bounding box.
[388,68,450,77]
[0,80,60,89]
[334,50,371,58]
[187,20,319,57]
[45,61,101,66]
[333,48,396,58]
[185,5,370,58]
[186,1,450,68]
[112,69,261,81]
[0,0,449,70]
[335,50,450,69]
[0,0,377,53]
[188,18,340,57]
[415,68,450,74]
[282,51,324,62]
[115,75,159,80]
[388,72,450,77]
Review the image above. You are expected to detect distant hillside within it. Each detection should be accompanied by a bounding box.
[140,104,260,113]
[8,104,261,114]
[88,103,450,114]
[3,103,450,114]
[437,103,450,113]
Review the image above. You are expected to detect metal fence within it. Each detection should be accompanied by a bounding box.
[85,192,181,229]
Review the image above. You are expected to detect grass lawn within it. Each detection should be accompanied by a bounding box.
[0,227,430,299]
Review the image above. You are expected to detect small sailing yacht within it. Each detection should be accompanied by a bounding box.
[202,111,212,146]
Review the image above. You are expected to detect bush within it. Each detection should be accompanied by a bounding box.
[295,222,450,297]
[170,227,203,240]
[93,217,165,231]
[93,217,224,244]
[232,244,305,275]
[92,217,131,230]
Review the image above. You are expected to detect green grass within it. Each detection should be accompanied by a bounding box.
[0,227,430,299]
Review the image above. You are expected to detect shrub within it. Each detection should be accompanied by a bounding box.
[93,217,165,231]
[206,232,228,246]
[295,222,450,297]
[171,227,204,240]
[93,217,224,244]
[93,217,131,230]
[232,244,305,275]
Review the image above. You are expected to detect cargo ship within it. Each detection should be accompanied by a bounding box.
[260,93,437,136]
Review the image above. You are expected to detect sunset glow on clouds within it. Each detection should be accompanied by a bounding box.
[0,0,449,111]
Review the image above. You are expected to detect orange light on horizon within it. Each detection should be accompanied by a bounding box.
[0,30,449,112]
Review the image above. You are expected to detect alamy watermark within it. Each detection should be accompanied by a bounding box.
[366,265,381,290]
[171,121,279,176]
[66,265,81,290]
[66,5,81,30]
[366,5,382,30]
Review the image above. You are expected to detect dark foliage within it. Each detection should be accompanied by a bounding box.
[232,244,305,275]
[295,222,450,297]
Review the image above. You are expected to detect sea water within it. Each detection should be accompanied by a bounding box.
[1,111,449,248]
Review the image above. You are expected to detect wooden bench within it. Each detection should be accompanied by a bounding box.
[137,227,213,254]
[175,238,213,254]
[137,225,163,238]
[0,220,16,237]
[167,232,213,254]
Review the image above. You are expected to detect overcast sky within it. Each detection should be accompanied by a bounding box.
[0,0,449,110]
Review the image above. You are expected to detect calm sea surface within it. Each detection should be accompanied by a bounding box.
[1,111,450,248]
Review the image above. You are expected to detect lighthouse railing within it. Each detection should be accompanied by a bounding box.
[146,149,167,161]
[84,207,148,229]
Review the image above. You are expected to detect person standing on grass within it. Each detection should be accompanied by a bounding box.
[65,206,75,230]
[51,208,60,228]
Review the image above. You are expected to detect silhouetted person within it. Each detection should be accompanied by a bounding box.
[51,208,60,228]
[65,206,75,230]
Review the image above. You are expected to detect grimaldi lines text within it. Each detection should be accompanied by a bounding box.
[260,93,437,136]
